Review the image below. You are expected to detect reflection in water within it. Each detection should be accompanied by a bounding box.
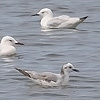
[2,57,14,63]
[0,54,24,73]
[1,54,23,63]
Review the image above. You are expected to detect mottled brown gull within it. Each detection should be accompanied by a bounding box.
[15,63,79,87]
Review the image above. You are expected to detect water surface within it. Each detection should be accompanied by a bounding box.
[0,0,100,100]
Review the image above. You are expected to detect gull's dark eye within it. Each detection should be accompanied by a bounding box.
[9,40,12,42]
[42,12,44,14]
[65,67,67,69]
[69,66,72,69]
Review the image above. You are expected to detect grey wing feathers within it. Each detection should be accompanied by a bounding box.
[47,15,70,28]
[15,68,58,82]
[40,72,58,82]
[29,72,58,82]
[47,18,64,27]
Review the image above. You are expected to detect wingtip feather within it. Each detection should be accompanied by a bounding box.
[80,16,88,21]
[15,67,31,78]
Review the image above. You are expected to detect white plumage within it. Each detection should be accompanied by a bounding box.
[0,36,24,56]
[32,8,88,29]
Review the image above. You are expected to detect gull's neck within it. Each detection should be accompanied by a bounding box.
[41,14,53,28]
[60,71,69,85]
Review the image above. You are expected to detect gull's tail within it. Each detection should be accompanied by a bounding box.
[80,16,88,21]
[15,68,31,78]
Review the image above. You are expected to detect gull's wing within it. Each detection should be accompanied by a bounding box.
[58,16,88,28]
[47,15,70,28]
[15,68,59,83]
[47,15,88,29]
[39,72,59,82]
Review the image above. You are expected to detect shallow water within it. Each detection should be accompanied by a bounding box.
[0,0,100,100]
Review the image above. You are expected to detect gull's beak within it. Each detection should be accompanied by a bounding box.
[31,13,39,16]
[15,42,24,45]
[73,69,79,72]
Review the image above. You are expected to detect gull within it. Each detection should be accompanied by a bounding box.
[15,63,79,87]
[32,8,88,29]
[0,36,24,56]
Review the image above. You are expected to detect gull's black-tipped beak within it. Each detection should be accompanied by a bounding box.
[15,42,24,45]
[73,69,79,72]
[31,13,39,16]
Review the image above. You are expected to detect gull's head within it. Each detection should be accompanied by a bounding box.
[1,36,24,46]
[32,8,53,18]
[61,63,79,75]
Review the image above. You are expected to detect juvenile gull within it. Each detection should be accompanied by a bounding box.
[15,63,79,87]
[0,36,24,56]
[32,8,88,29]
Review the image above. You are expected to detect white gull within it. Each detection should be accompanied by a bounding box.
[0,36,24,56]
[15,63,79,87]
[32,8,88,29]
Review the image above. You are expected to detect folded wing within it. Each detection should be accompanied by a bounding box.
[47,15,70,28]
[15,68,59,83]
